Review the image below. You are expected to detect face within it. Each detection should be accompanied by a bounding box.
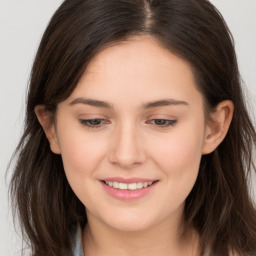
[48,36,209,232]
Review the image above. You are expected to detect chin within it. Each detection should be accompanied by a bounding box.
[108,222,152,233]
[102,213,157,232]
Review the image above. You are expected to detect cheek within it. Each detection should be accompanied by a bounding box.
[155,126,203,167]
[152,120,205,194]
[58,134,107,206]
[56,125,107,197]
[59,134,106,177]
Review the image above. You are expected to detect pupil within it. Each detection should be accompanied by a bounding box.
[155,119,166,125]
[90,119,101,125]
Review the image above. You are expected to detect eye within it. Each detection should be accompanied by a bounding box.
[79,118,110,129]
[146,119,177,128]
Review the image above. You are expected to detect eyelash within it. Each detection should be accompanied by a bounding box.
[146,119,177,128]
[79,118,177,129]
[79,119,109,129]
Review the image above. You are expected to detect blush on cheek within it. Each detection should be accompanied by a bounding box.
[163,141,201,204]
[60,136,106,179]
[157,137,201,164]
[155,131,203,187]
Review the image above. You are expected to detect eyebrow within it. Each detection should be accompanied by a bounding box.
[69,97,188,109]
[69,98,113,108]
[144,99,189,108]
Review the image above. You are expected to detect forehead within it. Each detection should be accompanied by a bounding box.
[83,36,191,79]
[68,36,202,108]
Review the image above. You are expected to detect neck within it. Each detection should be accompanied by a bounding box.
[82,210,200,256]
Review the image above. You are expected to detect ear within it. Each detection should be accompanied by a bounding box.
[202,100,234,155]
[34,105,61,154]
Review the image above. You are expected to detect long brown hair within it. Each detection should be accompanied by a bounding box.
[9,0,256,255]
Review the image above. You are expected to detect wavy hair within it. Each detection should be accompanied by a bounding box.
[9,0,256,255]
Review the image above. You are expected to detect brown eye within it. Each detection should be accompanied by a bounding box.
[79,118,109,128]
[147,119,177,128]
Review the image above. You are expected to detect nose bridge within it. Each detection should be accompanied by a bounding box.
[109,120,145,169]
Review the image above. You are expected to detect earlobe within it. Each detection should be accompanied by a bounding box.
[34,105,61,154]
[202,100,234,155]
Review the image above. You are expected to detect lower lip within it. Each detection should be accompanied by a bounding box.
[101,181,158,200]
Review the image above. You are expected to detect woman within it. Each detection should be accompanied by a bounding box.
[10,0,256,255]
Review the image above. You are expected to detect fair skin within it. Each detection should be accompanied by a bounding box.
[35,36,233,256]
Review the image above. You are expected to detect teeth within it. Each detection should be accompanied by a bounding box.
[119,183,128,190]
[113,182,118,188]
[105,181,154,190]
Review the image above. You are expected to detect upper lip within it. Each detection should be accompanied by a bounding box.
[101,177,157,183]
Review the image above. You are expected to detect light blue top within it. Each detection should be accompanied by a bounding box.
[71,225,84,256]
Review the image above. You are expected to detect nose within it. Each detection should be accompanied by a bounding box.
[108,123,146,169]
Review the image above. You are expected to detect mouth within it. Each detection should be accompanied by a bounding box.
[100,178,159,200]
[101,180,157,190]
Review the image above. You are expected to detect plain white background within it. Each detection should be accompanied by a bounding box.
[0,1,255,255]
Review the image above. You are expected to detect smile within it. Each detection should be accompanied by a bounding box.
[103,181,154,190]
[101,179,158,200]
